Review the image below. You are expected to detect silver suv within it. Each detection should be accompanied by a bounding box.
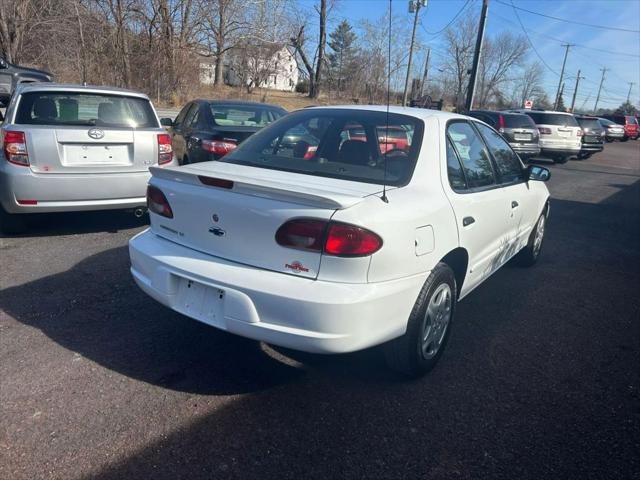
[508,109,581,163]
[0,84,176,233]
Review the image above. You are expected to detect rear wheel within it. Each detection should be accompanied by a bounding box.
[0,204,27,234]
[554,156,568,164]
[516,212,546,267]
[621,137,629,142]
[182,155,190,165]
[384,263,456,377]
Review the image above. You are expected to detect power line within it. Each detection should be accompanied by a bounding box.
[495,0,640,33]
[421,0,474,36]
[508,0,559,77]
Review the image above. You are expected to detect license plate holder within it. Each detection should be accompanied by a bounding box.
[514,133,532,141]
[175,278,225,326]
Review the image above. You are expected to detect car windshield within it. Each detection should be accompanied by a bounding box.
[208,104,284,127]
[525,112,579,127]
[577,118,602,130]
[503,114,536,129]
[15,91,158,128]
[220,109,424,186]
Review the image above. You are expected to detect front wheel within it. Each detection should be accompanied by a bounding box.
[384,263,456,377]
[516,212,546,267]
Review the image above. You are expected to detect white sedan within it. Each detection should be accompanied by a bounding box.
[129,106,550,376]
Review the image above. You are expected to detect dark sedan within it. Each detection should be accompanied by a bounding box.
[162,100,287,165]
[575,115,604,159]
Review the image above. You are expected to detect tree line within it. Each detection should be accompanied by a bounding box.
[2,0,631,113]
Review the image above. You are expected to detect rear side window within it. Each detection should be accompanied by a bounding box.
[503,114,536,129]
[221,109,424,186]
[446,138,467,190]
[447,122,496,189]
[15,91,158,128]
[475,123,523,184]
[526,112,578,127]
[208,104,284,127]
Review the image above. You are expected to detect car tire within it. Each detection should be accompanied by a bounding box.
[621,137,629,142]
[182,155,190,165]
[0,204,27,234]
[384,262,456,378]
[516,212,546,267]
[554,156,568,164]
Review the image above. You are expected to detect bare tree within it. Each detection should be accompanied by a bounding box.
[440,16,477,111]
[476,31,528,108]
[511,61,545,108]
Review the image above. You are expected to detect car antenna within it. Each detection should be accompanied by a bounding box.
[381,0,392,204]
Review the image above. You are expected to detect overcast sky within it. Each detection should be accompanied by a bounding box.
[299,0,640,109]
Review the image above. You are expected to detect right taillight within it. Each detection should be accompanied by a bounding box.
[538,127,552,135]
[147,185,173,218]
[202,139,237,156]
[275,219,383,257]
[157,133,173,165]
[3,130,29,166]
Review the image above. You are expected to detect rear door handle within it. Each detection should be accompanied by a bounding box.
[512,201,519,208]
[463,216,475,227]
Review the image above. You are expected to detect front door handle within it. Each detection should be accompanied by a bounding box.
[511,201,519,208]
[463,216,475,227]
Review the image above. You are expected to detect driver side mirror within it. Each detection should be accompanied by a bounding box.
[527,164,551,182]
[160,117,173,127]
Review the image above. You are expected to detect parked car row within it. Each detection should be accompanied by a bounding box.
[2,83,553,377]
[468,108,635,164]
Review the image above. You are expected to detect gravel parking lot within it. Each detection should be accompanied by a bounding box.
[1,141,639,480]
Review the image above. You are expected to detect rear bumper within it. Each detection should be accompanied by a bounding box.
[539,146,581,158]
[510,143,540,157]
[580,143,604,153]
[129,229,426,354]
[605,131,624,139]
[0,163,150,213]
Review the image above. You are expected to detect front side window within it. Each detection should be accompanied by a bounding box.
[474,123,523,184]
[221,109,424,186]
[447,122,496,189]
[15,91,158,128]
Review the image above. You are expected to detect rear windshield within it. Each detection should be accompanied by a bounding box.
[15,91,158,128]
[503,113,536,129]
[626,116,638,125]
[525,112,579,127]
[220,109,424,186]
[209,104,285,127]
[576,118,602,130]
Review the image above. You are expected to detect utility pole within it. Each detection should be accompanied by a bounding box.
[627,82,635,103]
[419,48,431,97]
[570,69,584,113]
[554,43,574,111]
[402,0,427,106]
[593,68,608,114]
[465,0,489,112]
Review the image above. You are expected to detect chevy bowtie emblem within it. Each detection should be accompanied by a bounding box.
[209,227,226,237]
[87,128,105,140]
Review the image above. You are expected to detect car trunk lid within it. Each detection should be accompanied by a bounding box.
[148,162,385,279]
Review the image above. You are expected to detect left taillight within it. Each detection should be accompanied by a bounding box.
[202,139,237,156]
[577,129,583,137]
[3,130,29,166]
[147,185,173,218]
[157,133,173,165]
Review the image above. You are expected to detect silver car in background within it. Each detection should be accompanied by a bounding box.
[0,83,176,233]
[598,118,625,142]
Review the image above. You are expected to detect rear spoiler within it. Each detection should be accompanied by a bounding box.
[150,165,380,210]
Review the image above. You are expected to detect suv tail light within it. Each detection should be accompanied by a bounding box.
[147,185,173,218]
[498,114,504,132]
[202,139,237,156]
[577,129,583,137]
[276,219,383,257]
[538,127,551,135]
[157,134,173,165]
[3,130,29,166]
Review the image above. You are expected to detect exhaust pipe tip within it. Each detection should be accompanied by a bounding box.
[134,207,147,218]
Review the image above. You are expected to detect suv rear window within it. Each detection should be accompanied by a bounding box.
[15,91,158,128]
[525,112,579,127]
[220,109,423,186]
[576,118,602,130]
[625,116,638,125]
[503,114,535,129]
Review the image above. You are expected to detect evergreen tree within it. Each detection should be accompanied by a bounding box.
[327,20,357,93]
